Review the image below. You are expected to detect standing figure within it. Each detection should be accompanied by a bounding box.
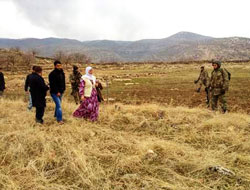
[29,66,49,124]
[73,66,99,121]
[69,65,82,104]
[210,61,229,113]
[194,65,210,104]
[24,66,36,110]
[0,67,5,96]
[49,61,66,124]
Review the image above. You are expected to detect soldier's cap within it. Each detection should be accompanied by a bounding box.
[211,60,222,67]
[73,65,78,70]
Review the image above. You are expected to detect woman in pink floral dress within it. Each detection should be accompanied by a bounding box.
[73,67,99,121]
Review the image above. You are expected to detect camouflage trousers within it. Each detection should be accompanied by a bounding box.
[71,90,81,104]
[211,93,227,112]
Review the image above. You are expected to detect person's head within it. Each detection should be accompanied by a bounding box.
[54,60,62,70]
[86,66,93,75]
[200,65,205,71]
[32,66,37,72]
[211,60,221,69]
[73,65,78,72]
[34,66,42,75]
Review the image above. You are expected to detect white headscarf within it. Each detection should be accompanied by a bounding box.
[82,66,96,84]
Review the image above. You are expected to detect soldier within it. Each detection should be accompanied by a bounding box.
[209,61,229,113]
[0,67,5,96]
[69,65,82,104]
[194,65,210,104]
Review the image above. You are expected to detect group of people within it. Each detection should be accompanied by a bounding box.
[0,60,230,124]
[24,61,102,124]
[195,60,230,113]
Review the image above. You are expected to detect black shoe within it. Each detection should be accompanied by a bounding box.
[36,119,44,124]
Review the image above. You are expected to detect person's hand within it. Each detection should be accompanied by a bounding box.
[26,91,29,94]
[57,92,61,97]
[81,95,85,101]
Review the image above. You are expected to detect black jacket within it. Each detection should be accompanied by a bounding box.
[30,73,49,107]
[0,72,5,91]
[24,73,33,92]
[48,69,66,94]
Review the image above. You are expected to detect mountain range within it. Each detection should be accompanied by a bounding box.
[1,32,250,62]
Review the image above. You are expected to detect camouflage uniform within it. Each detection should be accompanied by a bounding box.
[69,71,82,104]
[195,68,210,104]
[210,67,229,112]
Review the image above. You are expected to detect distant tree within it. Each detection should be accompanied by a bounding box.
[10,46,21,53]
[54,51,66,63]
[7,54,18,73]
[64,54,73,70]
[22,52,36,71]
[30,49,39,57]
[71,52,88,64]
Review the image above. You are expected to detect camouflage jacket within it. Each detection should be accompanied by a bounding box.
[197,69,210,86]
[210,68,229,95]
[69,71,82,90]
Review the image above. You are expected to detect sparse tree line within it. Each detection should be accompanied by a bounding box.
[0,47,91,72]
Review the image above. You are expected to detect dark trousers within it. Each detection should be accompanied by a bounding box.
[36,106,45,123]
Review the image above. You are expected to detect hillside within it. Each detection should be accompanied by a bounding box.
[1,32,250,62]
[0,98,249,189]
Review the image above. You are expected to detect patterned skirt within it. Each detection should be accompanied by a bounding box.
[73,88,99,121]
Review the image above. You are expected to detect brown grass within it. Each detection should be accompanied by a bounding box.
[0,98,250,190]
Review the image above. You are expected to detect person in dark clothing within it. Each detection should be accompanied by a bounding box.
[0,67,5,96]
[24,66,36,110]
[96,80,104,102]
[29,66,49,124]
[69,65,82,104]
[48,60,66,124]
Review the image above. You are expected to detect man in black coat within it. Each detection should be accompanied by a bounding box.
[48,60,66,124]
[24,66,36,110]
[29,66,49,124]
[0,67,5,96]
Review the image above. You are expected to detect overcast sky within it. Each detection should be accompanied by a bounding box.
[0,0,249,41]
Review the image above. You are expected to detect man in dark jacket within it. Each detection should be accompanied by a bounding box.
[24,66,36,110]
[0,67,5,96]
[29,66,49,124]
[48,60,66,124]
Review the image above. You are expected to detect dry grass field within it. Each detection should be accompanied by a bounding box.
[0,61,250,189]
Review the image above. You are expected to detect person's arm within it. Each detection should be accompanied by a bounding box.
[79,80,85,101]
[222,69,229,92]
[194,72,201,83]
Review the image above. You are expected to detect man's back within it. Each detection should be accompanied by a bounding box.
[30,73,48,107]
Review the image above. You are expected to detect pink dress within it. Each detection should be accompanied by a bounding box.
[73,80,99,121]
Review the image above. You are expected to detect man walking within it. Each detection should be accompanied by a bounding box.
[24,66,36,110]
[29,66,49,124]
[210,61,229,113]
[49,60,65,124]
[194,65,210,105]
[69,65,82,104]
[0,67,5,97]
